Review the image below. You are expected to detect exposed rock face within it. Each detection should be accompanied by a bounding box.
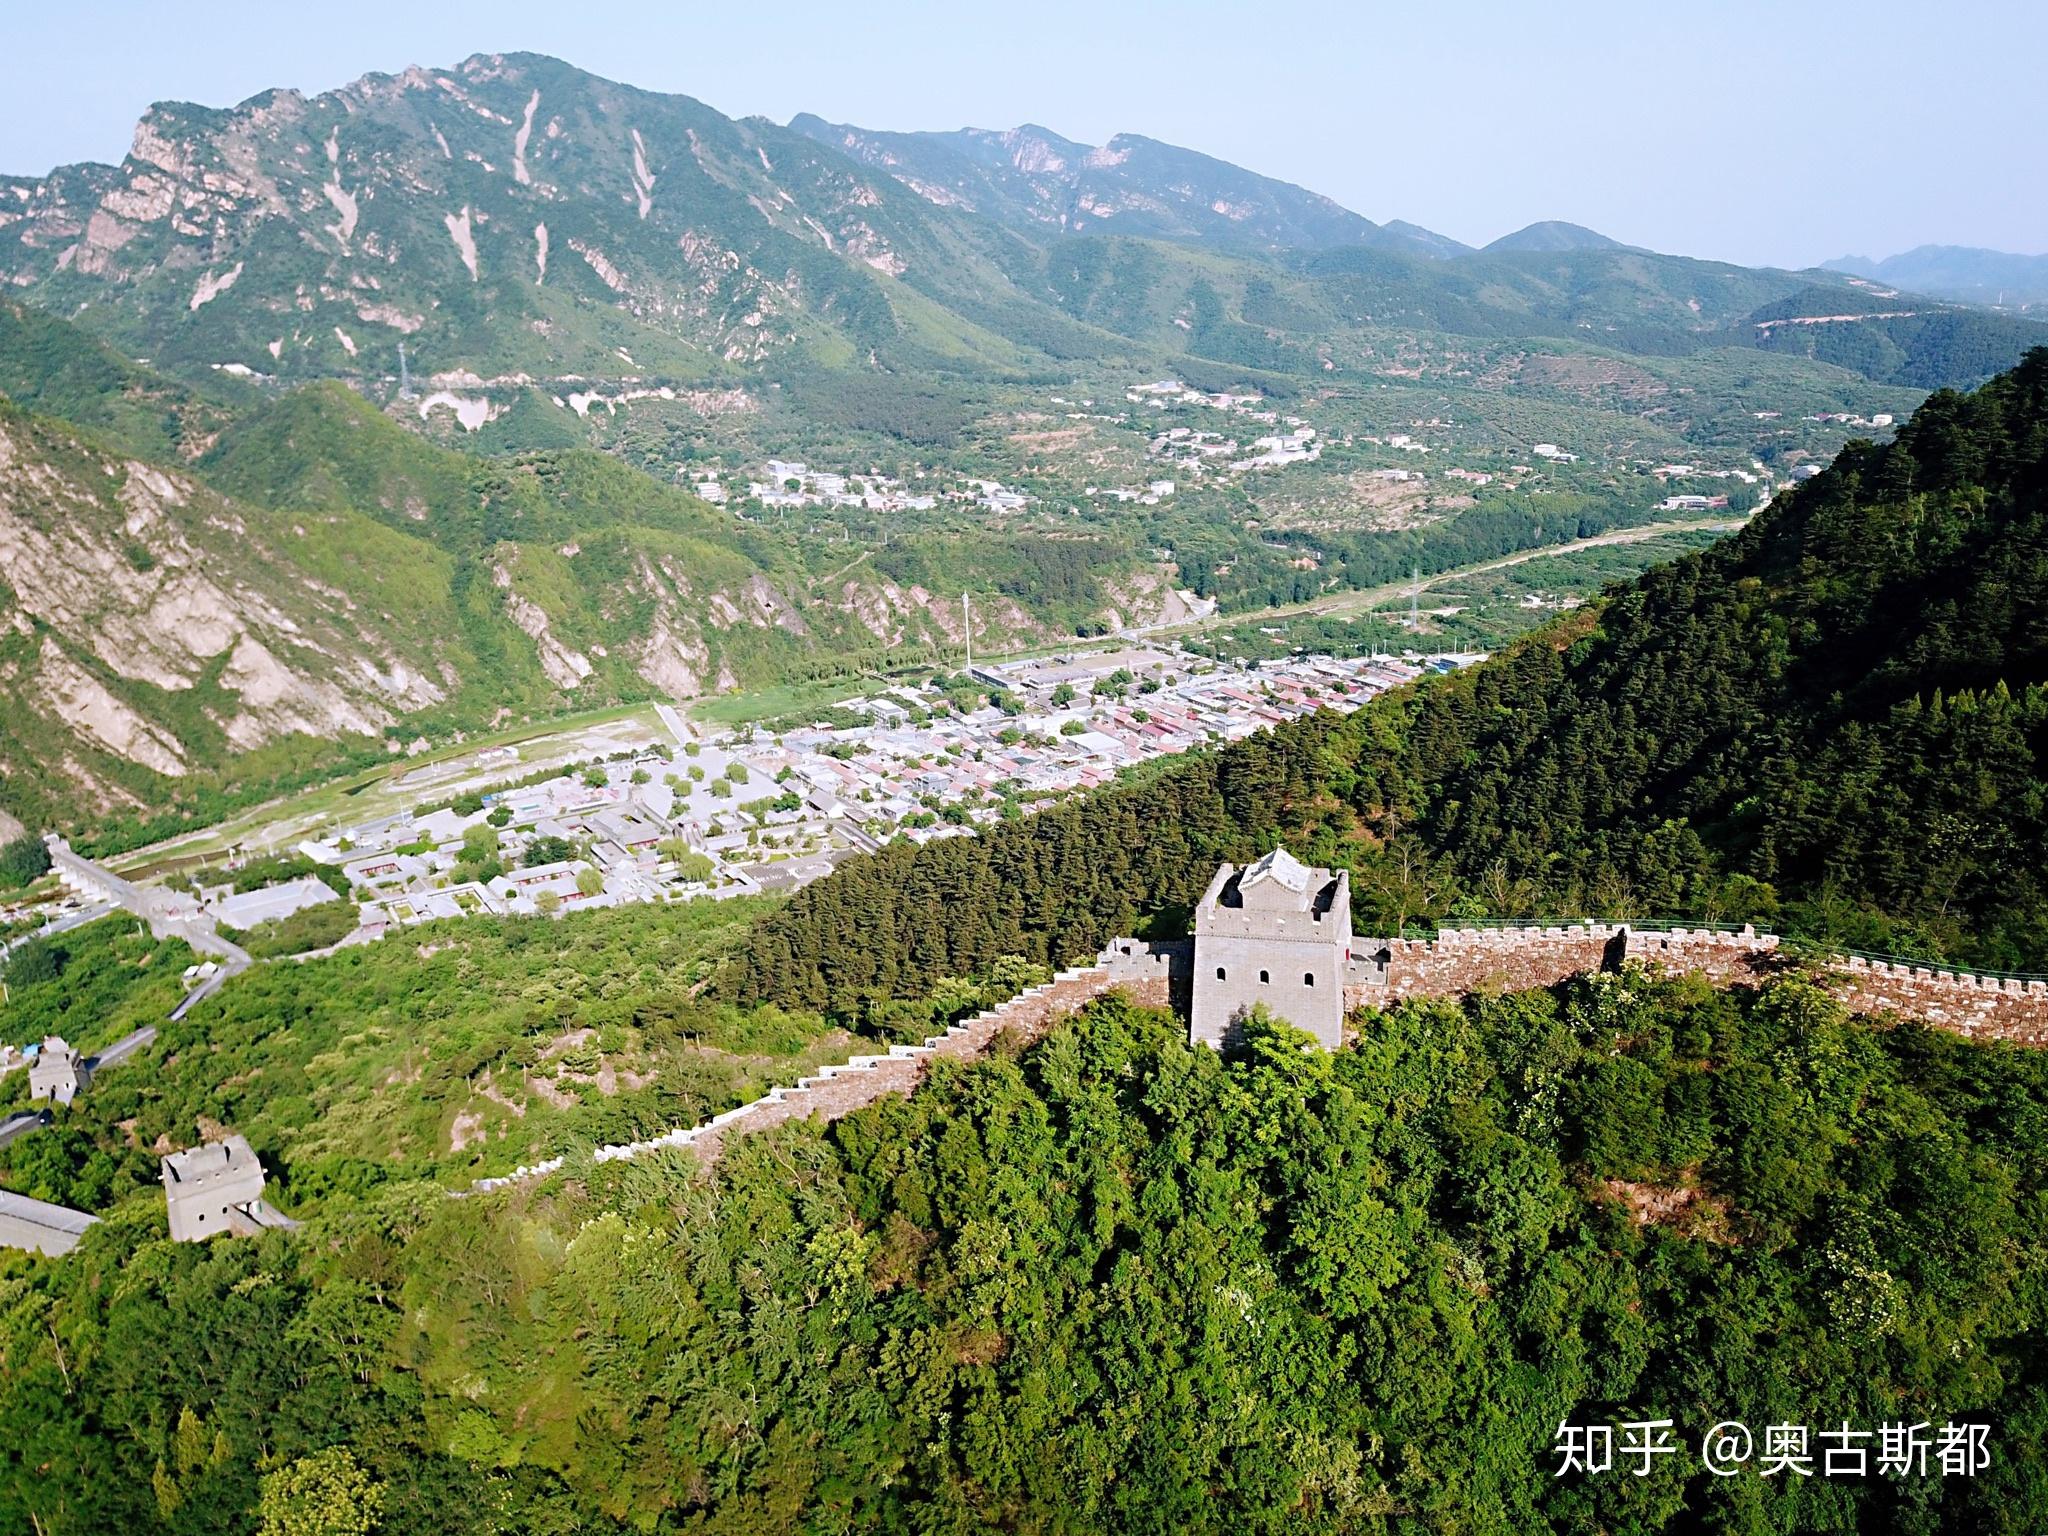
[0,412,458,798]
[0,53,968,383]
[36,637,188,777]
[788,116,1463,257]
[492,560,593,689]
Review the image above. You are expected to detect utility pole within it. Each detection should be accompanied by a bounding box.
[963,592,972,670]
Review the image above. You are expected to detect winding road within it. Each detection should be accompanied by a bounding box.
[1144,514,1748,639]
[44,837,251,1019]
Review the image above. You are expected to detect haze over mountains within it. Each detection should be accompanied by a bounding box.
[1825,244,2048,310]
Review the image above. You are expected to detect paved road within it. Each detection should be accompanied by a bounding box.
[1,898,117,959]
[654,702,696,750]
[1147,515,1750,639]
[45,837,251,1017]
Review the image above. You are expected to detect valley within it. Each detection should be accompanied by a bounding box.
[2,51,2039,847]
[2,29,2047,1536]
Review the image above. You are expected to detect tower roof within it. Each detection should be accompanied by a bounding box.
[163,1134,260,1185]
[1241,845,1310,895]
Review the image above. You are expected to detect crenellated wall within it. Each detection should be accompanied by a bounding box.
[467,923,2048,1197]
[1826,954,2048,1044]
[471,961,1130,1190]
[1348,923,1631,1004]
[1332,922,2048,1044]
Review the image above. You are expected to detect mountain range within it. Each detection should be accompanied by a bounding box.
[785,114,1477,257]
[0,51,2038,399]
[3,50,2047,844]
[1826,244,2048,310]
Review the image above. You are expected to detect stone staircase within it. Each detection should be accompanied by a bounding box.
[470,960,1118,1193]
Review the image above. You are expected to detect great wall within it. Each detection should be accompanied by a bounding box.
[469,921,2048,1194]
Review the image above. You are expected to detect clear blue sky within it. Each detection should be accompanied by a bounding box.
[4,0,2043,269]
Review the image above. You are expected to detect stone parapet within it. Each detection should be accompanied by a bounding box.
[472,960,1134,1191]
[1334,921,2048,1044]
[467,923,2048,1201]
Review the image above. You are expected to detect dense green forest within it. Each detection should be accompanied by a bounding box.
[731,350,2048,1010]
[5,978,2043,1532]
[0,900,860,1204]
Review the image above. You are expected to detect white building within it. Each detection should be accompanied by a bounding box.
[161,1136,296,1242]
[28,1037,88,1106]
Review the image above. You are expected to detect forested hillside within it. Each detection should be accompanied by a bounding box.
[6,980,2045,1532]
[731,350,2048,1011]
[6,355,2046,1536]
[0,318,1158,843]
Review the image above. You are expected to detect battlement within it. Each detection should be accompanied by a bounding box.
[161,1135,297,1242]
[1335,920,2047,1043]
[471,960,1132,1192]
[465,915,2048,1201]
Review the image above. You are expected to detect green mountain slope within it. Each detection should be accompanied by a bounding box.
[6,961,2045,1531]
[0,298,237,459]
[2,51,2037,416]
[0,358,1147,843]
[1482,220,1630,254]
[0,391,489,836]
[731,348,2048,1011]
[789,114,1465,257]
[2,51,2043,843]
[0,53,1088,385]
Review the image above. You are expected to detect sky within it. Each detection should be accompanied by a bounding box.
[3,0,2043,270]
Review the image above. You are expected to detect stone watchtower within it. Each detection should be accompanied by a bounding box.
[161,1136,295,1242]
[27,1037,88,1106]
[1190,847,1351,1050]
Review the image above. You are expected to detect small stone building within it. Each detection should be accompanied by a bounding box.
[161,1136,296,1242]
[27,1036,88,1106]
[1190,847,1352,1050]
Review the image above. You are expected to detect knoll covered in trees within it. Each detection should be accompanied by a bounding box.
[0,902,840,1209]
[5,976,2045,1532]
[1382,345,2048,965]
[730,352,2048,1011]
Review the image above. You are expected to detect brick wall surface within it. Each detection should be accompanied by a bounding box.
[1335,924,2048,1044]
[469,923,2048,1198]
[1826,957,2048,1044]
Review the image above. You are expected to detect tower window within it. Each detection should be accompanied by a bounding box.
[1215,967,1226,980]
[1259,970,1270,984]
[1304,973,1315,986]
